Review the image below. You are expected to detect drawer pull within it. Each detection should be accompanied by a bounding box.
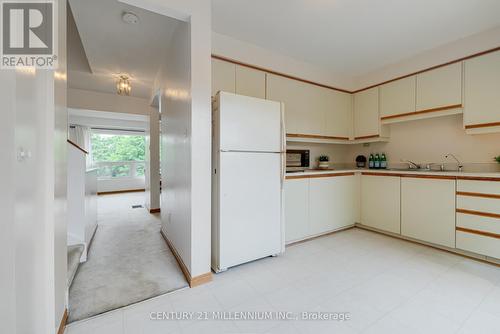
[456,227,500,239]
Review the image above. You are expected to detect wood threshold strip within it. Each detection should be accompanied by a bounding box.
[160,230,212,287]
[465,121,500,129]
[456,208,500,219]
[149,208,161,213]
[457,191,500,199]
[380,104,462,121]
[97,189,145,195]
[287,133,350,140]
[456,227,500,239]
[286,172,355,180]
[212,54,351,94]
[353,46,500,93]
[57,309,68,334]
[354,134,379,140]
[457,176,500,182]
[67,139,88,154]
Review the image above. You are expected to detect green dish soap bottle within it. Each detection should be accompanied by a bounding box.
[381,153,387,169]
[369,154,374,169]
[374,153,380,169]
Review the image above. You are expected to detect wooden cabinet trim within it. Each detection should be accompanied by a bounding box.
[67,139,88,154]
[457,176,500,182]
[457,191,500,199]
[456,226,500,239]
[286,172,355,180]
[362,172,402,177]
[354,134,379,140]
[400,174,457,180]
[380,104,462,121]
[457,208,500,219]
[212,54,351,94]
[287,133,350,140]
[465,121,500,130]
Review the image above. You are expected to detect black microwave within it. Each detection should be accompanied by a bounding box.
[286,149,310,172]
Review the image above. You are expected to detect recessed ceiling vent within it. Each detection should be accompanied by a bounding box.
[122,12,139,24]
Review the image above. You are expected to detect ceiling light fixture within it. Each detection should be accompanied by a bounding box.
[122,12,139,24]
[117,75,131,96]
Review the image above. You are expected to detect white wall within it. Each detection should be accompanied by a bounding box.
[123,0,212,278]
[354,26,500,89]
[212,32,355,90]
[146,108,161,210]
[347,114,500,169]
[0,1,67,331]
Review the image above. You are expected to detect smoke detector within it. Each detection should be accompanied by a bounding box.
[122,12,139,24]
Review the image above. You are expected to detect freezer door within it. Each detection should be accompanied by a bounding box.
[219,152,282,269]
[219,92,282,152]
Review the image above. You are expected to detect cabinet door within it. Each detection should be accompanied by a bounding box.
[353,87,379,139]
[416,63,462,111]
[464,50,500,129]
[401,177,456,248]
[361,175,400,234]
[380,76,416,119]
[266,74,324,135]
[235,65,266,99]
[324,89,352,139]
[309,175,357,235]
[284,179,309,243]
[212,59,235,96]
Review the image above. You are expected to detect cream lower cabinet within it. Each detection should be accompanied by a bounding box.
[401,177,456,248]
[309,174,359,236]
[361,174,401,234]
[456,179,500,259]
[284,178,309,243]
[284,174,358,243]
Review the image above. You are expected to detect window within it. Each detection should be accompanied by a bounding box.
[91,133,146,179]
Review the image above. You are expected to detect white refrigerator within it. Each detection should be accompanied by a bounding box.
[212,92,285,272]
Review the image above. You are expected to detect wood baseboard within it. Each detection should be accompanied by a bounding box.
[97,189,145,195]
[57,309,68,334]
[160,230,212,288]
[149,208,161,213]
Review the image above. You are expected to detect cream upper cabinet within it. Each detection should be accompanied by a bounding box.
[361,174,401,234]
[464,50,500,132]
[266,73,324,135]
[353,87,380,139]
[235,65,266,99]
[416,63,462,111]
[324,89,352,139]
[401,177,456,248]
[284,179,309,243]
[212,58,235,96]
[380,76,416,119]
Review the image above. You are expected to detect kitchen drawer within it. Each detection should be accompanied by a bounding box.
[457,212,500,235]
[456,231,500,259]
[457,196,500,216]
[457,179,500,196]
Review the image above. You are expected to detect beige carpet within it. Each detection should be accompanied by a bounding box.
[68,192,188,323]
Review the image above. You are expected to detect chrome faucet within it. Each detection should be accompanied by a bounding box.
[445,153,463,172]
[401,159,421,169]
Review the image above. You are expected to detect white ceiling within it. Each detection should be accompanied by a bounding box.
[212,0,500,77]
[68,0,180,99]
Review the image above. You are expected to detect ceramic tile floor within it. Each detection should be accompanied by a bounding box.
[65,228,500,334]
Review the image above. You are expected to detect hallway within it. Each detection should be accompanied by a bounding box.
[68,192,188,322]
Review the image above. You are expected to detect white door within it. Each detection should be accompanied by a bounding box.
[219,152,282,269]
[219,92,282,152]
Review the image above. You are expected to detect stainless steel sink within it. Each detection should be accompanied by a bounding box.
[386,168,456,172]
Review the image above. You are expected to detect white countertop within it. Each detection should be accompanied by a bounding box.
[286,168,500,178]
